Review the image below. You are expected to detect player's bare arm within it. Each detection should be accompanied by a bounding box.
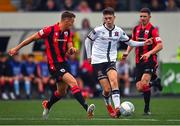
[122,38,153,60]
[8,33,40,56]
[141,42,163,60]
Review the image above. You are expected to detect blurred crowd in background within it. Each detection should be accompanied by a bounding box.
[0,0,180,12]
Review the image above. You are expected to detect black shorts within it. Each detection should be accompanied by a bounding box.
[49,62,71,82]
[135,62,158,82]
[93,62,116,81]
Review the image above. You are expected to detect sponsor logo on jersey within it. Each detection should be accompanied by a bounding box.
[60,69,65,73]
[55,39,67,42]
[145,30,149,34]
[64,31,68,36]
[39,29,44,36]
[114,31,119,36]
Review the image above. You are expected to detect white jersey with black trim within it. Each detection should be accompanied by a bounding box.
[87,24,129,64]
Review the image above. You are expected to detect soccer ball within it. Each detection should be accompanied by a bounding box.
[120,101,135,116]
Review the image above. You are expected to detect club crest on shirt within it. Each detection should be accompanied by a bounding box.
[64,31,68,36]
[145,30,149,34]
[114,31,119,36]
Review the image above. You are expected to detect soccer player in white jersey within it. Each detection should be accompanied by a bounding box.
[85,7,153,118]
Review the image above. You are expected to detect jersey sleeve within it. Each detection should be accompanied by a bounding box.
[152,28,162,44]
[119,29,130,42]
[38,26,52,38]
[68,31,73,43]
[87,28,97,41]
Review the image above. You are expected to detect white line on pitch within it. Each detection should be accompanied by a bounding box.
[167,119,180,122]
[0,117,159,121]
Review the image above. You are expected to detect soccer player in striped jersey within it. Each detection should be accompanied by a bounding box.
[8,11,95,119]
[122,8,163,115]
[85,7,153,118]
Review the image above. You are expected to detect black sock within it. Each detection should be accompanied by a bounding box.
[1,84,5,92]
[102,93,111,105]
[9,82,14,92]
[47,91,62,109]
[71,86,88,111]
[143,90,151,112]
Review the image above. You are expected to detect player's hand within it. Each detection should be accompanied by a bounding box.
[140,52,151,60]
[122,52,129,61]
[144,38,153,45]
[8,47,19,56]
[67,47,76,55]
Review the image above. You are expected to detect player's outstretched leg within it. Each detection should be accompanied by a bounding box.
[87,104,96,119]
[112,90,121,118]
[42,90,63,120]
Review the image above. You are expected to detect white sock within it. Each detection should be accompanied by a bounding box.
[112,90,120,109]
[124,87,130,95]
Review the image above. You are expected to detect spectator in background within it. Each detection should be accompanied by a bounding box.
[22,54,37,99]
[9,54,23,99]
[165,0,179,11]
[62,0,76,11]
[35,0,60,11]
[0,54,15,100]
[21,0,40,11]
[36,54,56,99]
[81,18,92,30]
[79,18,92,64]
[94,1,103,12]
[116,60,130,96]
[79,59,95,98]
[104,0,118,11]
[149,0,165,11]
[44,0,60,11]
[76,0,92,12]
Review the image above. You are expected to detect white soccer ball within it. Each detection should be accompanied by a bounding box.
[120,101,135,116]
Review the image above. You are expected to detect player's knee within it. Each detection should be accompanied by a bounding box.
[103,90,111,96]
[136,81,143,92]
[136,81,150,92]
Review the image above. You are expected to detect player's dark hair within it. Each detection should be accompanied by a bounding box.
[61,11,76,20]
[28,54,34,58]
[140,8,151,15]
[103,7,115,15]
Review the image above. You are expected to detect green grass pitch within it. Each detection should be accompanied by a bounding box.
[0,97,180,125]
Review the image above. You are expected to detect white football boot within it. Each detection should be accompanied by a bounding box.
[87,104,95,119]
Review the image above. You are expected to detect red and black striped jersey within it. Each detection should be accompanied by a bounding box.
[132,22,162,65]
[38,23,73,70]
